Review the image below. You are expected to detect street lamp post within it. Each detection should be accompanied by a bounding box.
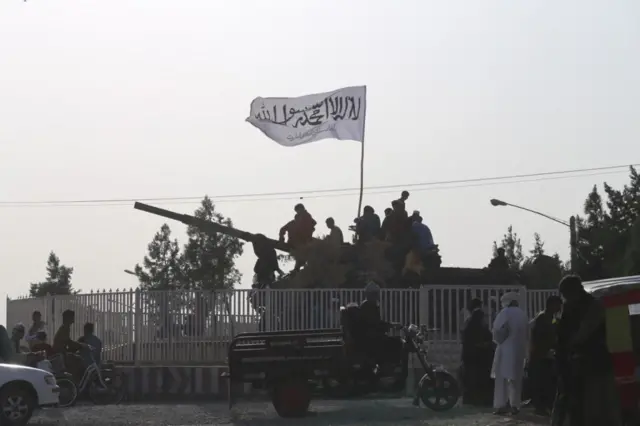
[490,199,578,273]
[124,269,137,276]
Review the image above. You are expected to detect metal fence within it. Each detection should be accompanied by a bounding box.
[7,286,557,366]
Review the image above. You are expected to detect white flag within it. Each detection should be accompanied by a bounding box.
[246,86,366,147]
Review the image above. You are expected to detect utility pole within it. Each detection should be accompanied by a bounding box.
[569,216,578,274]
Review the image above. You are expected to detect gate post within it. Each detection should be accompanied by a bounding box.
[134,289,142,366]
[419,285,429,327]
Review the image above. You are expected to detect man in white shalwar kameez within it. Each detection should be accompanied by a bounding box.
[491,292,529,415]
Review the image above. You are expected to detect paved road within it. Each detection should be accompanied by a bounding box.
[31,400,549,425]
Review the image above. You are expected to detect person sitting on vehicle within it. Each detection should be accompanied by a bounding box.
[325,217,344,246]
[252,234,283,288]
[359,282,404,370]
[8,323,46,366]
[411,213,436,254]
[354,206,381,242]
[386,200,410,243]
[488,248,509,271]
[26,310,46,350]
[78,322,102,368]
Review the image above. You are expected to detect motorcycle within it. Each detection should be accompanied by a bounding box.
[323,312,460,411]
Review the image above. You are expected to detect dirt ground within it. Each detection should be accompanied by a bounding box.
[31,400,551,426]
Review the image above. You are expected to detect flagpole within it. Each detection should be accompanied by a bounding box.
[357,85,367,218]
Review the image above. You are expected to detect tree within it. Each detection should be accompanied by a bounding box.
[491,228,566,288]
[521,233,566,289]
[492,225,524,270]
[182,196,244,291]
[134,224,185,291]
[29,251,74,297]
[621,216,640,276]
[575,166,640,280]
[529,233,545,258]
[134,224,186,333]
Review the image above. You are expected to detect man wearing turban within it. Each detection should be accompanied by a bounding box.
[490,292,529,415]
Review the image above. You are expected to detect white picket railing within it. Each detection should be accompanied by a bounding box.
[7,286,557,366]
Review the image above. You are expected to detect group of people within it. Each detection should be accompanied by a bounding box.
[263,191,436,282]
[460,275,622,425]
[0,309,103,380]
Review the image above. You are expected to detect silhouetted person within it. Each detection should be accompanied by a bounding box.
[325,217,344,246]
[53,310,87,381]
[359,283,404,372]
[529,295,562,415]
[488,248,509,271]
[355,206,381,242]
[26,310,46,350]
[410,213,435,253]
[395,190,410,209]
[554,275,622,426]
[78,322,102,367]
[253,234,283,288]
[280,203,316,271]
[386,200,410,243]
[379,207,393,240]
[279,203,316,248]
[461,298,494,406]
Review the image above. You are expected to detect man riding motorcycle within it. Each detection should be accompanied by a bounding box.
[351,282,405,375]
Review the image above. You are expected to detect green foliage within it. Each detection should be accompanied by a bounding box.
[492,225,524,270]
[134,224,184,291]
[492,229,566,289]
[136,196,244,292]
[575,166,640,280]
[29,251,74,297]
[135,197,244,324]
[182,196,244,290]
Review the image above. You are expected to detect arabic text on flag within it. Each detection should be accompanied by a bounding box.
[246,86,366,147]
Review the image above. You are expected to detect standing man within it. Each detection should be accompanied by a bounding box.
[395,190,410,209]
[379,208,393,240]
[461,298,494,406]
[354,206,381,242]
[491,292,529,415]
[554,275,622,426]
[529,295,563,415]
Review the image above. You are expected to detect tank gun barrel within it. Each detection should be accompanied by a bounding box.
[133,202,291,253]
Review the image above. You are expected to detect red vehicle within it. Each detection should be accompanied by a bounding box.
[583,275,640,424]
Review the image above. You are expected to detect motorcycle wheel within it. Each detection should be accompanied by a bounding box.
[56,378,79,408]
[418,371,460,412]
[89,372,126,405]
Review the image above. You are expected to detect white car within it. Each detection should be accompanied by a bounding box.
[0,363,59,425]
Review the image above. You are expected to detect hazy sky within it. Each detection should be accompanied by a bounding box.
[1,0,639,322]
